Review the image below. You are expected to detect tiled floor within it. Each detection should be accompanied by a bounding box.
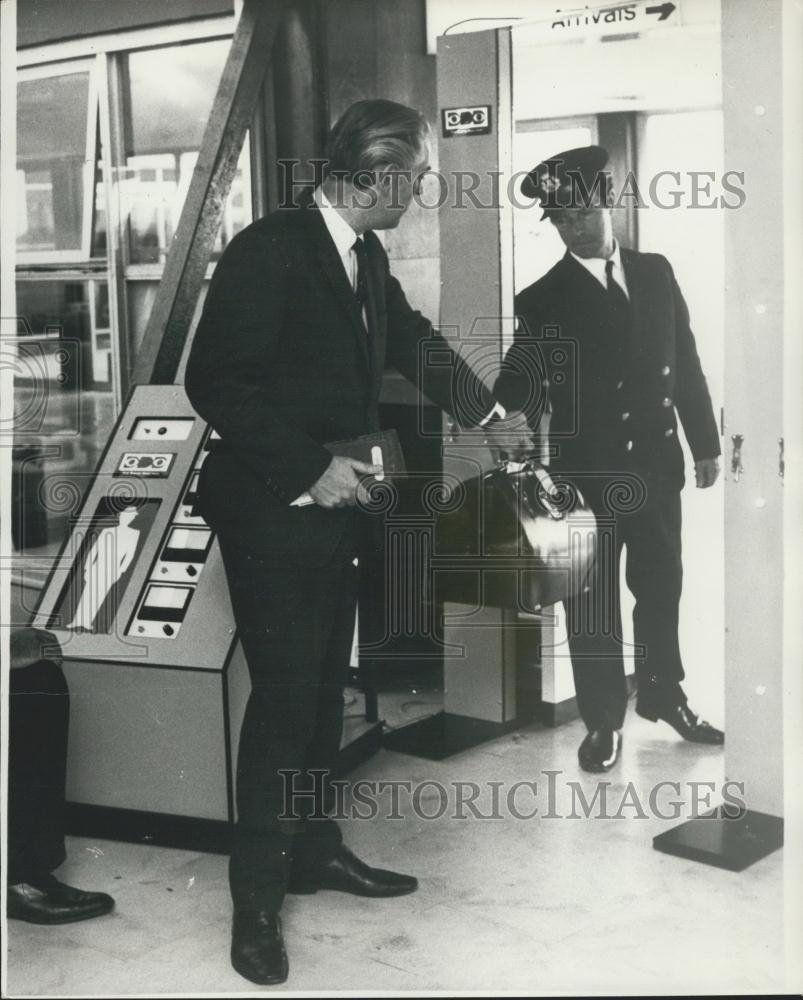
[5,702,788,996]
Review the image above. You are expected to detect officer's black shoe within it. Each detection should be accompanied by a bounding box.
[658,703,724,744]
[7,875,114,924]
[578,728,622,773]
[288,846,418,897]
[231,910,288,986]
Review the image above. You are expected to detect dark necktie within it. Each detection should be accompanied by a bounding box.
[605,258,630,315]
[352,238,369,315]
[605,259,630,359]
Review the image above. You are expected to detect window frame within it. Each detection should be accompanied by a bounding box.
[15,15,254,411]
[16,57,99,266]
[16,15,237,68]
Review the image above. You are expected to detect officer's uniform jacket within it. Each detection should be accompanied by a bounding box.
[495,248,720,491]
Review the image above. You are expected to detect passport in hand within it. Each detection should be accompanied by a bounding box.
[290,429,406,506]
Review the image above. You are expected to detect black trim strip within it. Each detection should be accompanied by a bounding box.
[61,657,230,674]
[220,644,237,824]
[65,802,232,854]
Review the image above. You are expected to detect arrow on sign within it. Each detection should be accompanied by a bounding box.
[646,2,676,20]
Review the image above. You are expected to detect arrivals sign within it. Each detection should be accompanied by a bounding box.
[427,1,681,53]
[548,2,678,36]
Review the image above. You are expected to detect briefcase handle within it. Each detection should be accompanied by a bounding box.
[491,456,575,522]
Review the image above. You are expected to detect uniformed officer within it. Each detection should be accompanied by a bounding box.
[495,145,724,772]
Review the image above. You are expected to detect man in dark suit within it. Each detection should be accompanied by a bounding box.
[495,145,724,775]
[185,99,529,985]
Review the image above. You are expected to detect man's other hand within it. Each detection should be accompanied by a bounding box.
[308,455,383,509]
[484,410,534,462]
[695,457,720,488]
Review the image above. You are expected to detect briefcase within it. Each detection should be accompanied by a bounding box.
[430,459,597,612]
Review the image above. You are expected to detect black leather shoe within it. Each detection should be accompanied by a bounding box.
[578,728,622,773]
[658,703,724,744]
[7,876,114,924]
[231,910,288,986]
[288,846,418,897]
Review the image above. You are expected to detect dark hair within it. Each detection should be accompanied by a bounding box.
[326,99,430,180]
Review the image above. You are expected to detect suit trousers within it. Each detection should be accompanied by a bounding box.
[564,481,686,732]
[218,531,359,913]
[8,659,70,885]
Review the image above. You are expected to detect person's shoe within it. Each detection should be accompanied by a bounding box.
[287,846,418,897]
[230,910,288,986]
[7,875,114,924]
[658,703,724,744]
[578,728,622,773]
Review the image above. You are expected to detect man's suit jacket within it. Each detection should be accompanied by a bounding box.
[185,193,493,565]
[494,248,720,492]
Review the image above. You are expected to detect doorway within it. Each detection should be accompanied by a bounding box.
[510,1,725,717]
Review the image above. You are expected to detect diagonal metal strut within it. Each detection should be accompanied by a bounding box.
[132,0,288,388]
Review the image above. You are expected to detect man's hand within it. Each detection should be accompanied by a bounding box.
[484,410,535,462]
[695,457,720,489]
[308,455,383,509]
[10,627,63,670]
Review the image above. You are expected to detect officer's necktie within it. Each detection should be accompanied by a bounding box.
[605,258,630,314]
[605,258,630,359]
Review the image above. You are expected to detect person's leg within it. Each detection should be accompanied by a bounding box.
[219,540,350,914]
[8,659,69,885]
[8,653,115,924]
[565,512,628,732]
[290,555,359,877]
[622,488,685,720]
[283,540,418,899]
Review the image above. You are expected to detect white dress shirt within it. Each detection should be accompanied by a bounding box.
[570,239,630,299]
[290,188,362,507]
[313,185,361,292]
[312,184,504,425]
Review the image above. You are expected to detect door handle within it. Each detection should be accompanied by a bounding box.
[731,434,744,482]
[778,437,784,481]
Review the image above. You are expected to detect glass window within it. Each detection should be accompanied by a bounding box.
[17,70,94,258]
[12,28,252,606]
[120,39,251,264]
[16,279,113,390]
[13,279,116,558]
